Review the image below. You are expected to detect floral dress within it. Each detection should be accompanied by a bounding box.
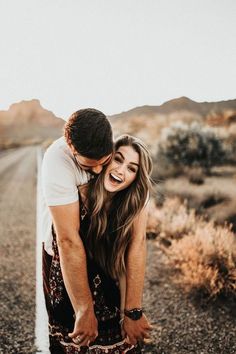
[42,200,141,354]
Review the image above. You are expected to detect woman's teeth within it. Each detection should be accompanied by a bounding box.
[109,173,123,184]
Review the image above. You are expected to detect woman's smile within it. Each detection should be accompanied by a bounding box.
[104,146,139,193]
[109,172,124,185]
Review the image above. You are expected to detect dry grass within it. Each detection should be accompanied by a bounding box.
[168,222,236,299]
[147,197,198,239]
[161,171,236,232]
[184,166,205,185]
[149,197,236,299]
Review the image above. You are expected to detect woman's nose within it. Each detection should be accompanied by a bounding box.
[115,164,125,175]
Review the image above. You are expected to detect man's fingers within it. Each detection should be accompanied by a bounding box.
[78,335,90,347]
[68,331,83,338]
[69,332,98,347]
[89,332,98,344]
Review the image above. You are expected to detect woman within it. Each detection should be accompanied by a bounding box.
[43,135,153,353]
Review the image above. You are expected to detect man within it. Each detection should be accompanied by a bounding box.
[41,108,151,352]
[42,108,112,349]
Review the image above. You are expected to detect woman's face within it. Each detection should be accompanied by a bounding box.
[104,145,139,193]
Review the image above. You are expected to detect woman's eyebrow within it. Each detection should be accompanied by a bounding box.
[115,151,124,159]
[116,151,139,167]
[130,162,139,167]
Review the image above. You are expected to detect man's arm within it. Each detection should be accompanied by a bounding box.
[49,201,98,346]
[123,202,153,344]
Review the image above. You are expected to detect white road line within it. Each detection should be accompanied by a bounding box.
[35,147,50,354]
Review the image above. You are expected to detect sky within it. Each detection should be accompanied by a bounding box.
[0,0,236,119]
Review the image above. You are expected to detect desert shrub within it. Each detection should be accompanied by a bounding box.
[185,166,205,185]
[153,196,236,299]
[167,222,236,299]
[221,134,236,164]
[147,197,198,239]
[200,192,229,209]
[152,154,184,180]
[157,121,226,172]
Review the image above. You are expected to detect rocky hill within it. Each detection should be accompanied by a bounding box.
[0,100,65,149]
[109,97,236,152]
[1,97,236,150]
[110,96,236,120]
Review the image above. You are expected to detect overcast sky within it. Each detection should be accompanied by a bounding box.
[0,0,236,118]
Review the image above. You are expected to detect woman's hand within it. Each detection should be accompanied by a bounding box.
[123,313,153,345]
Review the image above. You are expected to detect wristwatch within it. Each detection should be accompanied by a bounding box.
[124,308,143,320]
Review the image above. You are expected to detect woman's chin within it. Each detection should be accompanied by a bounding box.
[104,184,118,193]
[104,180,122,193]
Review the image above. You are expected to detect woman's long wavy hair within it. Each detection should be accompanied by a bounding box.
[85,135,153,279]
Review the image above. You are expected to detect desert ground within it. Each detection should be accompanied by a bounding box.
[0,147,236,354]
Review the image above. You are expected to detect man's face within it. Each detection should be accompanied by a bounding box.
[71,146,112,175]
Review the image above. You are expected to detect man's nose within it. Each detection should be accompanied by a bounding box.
[91,165,103,174]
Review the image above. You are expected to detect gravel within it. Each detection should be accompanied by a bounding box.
[142,240,236,354]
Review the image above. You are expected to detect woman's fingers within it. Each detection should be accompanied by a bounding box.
[125,335,137,345]
[145,323,154,331]
[143,337,153,344]
[142,331,151,339]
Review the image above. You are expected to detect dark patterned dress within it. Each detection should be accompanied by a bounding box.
[42,201,141,354]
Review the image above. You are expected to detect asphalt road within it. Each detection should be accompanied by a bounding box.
[0,147,37,354]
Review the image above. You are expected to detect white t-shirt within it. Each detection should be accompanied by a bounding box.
[41,137,90,255]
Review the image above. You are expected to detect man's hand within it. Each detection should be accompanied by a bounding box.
[68,305,98,347]
[123,313,153,345]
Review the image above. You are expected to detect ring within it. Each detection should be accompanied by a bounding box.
[73,335,82,344]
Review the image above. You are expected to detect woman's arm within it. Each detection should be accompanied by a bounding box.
[123,202,153,344]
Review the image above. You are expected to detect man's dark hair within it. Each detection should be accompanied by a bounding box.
[64,108,113,159]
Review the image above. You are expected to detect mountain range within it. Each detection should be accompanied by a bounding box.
[0,97,236,149]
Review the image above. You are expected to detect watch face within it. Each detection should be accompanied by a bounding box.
[125,309,143,320]
[132,312,142,320]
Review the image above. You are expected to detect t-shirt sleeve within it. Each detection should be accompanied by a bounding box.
[41,147,79,206]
